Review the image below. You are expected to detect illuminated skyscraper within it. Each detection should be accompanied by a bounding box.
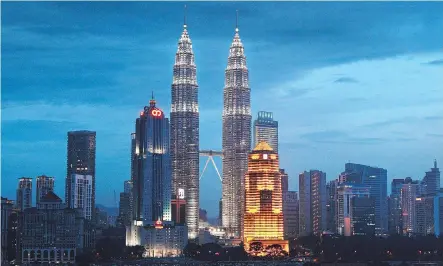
[401,177,419,235]
[133,97,171,224]
[299,170,326,236]
[36,175,54,205]
[253,111,278,153]
[222,18,251,238]
[66,130,96,217]
[170,17,199,239]
[16,178,32,211]
[243,142,288,253]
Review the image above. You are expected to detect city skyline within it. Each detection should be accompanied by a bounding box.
[2,2,443,217]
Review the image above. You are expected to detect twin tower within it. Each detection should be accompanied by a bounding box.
[170,17,251,239]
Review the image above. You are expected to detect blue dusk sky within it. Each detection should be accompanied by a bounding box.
[2,1,443,217]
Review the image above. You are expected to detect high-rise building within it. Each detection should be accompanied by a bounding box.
[17,191,94,264]
[422,160,440,196]
[70,174,93,220]
[326,180,337,233]
[401,177,419,235]
[16,178,32,211]
[130,133,136,219]
[132,97,171,224]
[389,178,404,235]
[222,21,252,239]
[283,191,299,240]
[171,196,186,225]
[170,19,200,240]
[243,142,288,253]
[1,197,14,264]
[66,130,96,219]
[433,190,443,236]
[123,180,133,222]
[253,111,278,153]
[299,170,326,236]
[336,183,373,236]
[345,163,388,235]
[415,195,435,236]
[280,169,289,193]
[118,192,131,227]
[351,197,376,236]
[36,175,54,205]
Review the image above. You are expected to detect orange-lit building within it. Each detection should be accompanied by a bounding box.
[243,142,289,254]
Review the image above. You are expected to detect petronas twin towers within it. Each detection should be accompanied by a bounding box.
[170,15,251,239]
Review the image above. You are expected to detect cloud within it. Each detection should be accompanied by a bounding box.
[334,77,359,83]
[425,59,443,65]
[427,133,443,138]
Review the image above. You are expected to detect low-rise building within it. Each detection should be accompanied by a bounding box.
[126,219,187,257]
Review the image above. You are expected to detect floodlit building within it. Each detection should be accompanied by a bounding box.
[170,17,200,239]
[243,142,288,253]
[401,177,420,235]
[222,21,252,238]
[126,220,187,257]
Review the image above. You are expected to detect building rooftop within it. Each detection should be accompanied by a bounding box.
[253,141,273,151]
[40,191,62,202]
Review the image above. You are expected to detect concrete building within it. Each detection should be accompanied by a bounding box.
[70,174,93,220]
[283,191,299,240]
[415,195,435,236]
[299,170,326,236]
[389,178,404,235]
[17,192,93,264]
[344,163,388,235]
[243,142,288,253]
[66,130,96,219]
[36,175,55,205]
[119,192,132,227]
[126,220,187,257]
[16,178,32,211]
[280,169,289,193]
[253,111,278,153]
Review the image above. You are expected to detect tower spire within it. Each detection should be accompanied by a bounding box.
[150,91,156,106]
[235,9,239,32]
[184,4,187,28]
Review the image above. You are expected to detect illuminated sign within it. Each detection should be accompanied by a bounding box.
[251,154,260,160]
[178,188,185,199]
[151,109,162,117]
[154,219,163,229]
[263,154,268,160]
[270,154,277,160]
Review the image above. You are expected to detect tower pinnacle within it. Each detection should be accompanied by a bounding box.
[184,4,187,28]
[235,10,239,32]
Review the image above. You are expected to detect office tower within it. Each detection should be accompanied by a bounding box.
[123,180,133,222]
[243,142,288,253]
[171,196,186,225]
[422,160,440,195]
[283,191,299,240]
[345,163,388,235]
[126,220,188,257]
[299,170,326,236]
[280,169,289,193]
[351,197,376,236]
[219,199,223,226]
[118,192,131,227]
[222,20,252,239]
[326,179,338,233]
[36,175,54,205]
[70,174,93,220]
[401,177,419,235]
[253,111,278,152]
[433,190,443,236]
[336,183,372,236]
[16,178,32,211]
[415,195,435,236]
[1,197,14,264]
[132,97,171,224]
[170,18,199,240]
[66,130,96,218]
[339,171,362,184]
[389,178,404,235]
[17,192,93,264]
